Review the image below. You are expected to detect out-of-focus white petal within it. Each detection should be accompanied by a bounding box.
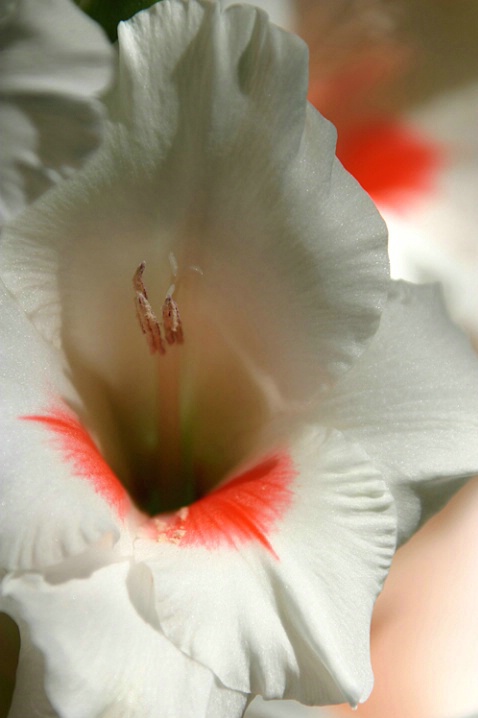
[0,0,114,223]
[1,562,248,718]
[136,429,396,707]
[386,83,478,337]
[0,280,128,570]
[322,281,478,543]
[0,0,111,95]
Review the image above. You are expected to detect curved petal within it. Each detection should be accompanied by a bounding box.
[135,429,396,707]
[0,0,114,223]
[1,562,248,718]
[0,280,128,571]
[322,280,478,544]
[0,0,389,410]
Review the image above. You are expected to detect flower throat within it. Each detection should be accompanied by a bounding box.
[127,259,203,515]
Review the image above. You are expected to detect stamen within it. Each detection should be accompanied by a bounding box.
[162,295,184,345]
[133,262,165,355]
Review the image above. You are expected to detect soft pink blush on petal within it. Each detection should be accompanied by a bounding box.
[20,407,130,520]
[332,476,478,718]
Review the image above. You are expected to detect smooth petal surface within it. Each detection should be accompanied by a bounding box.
[1,562,248,718]
[322,280,478,543]
[136,429,396,707]
[0,280,127,570]
[0,0,113,223]
[0,0,389,403]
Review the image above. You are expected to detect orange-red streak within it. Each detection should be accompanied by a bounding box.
[153,454,296,558]
[22,409,296,558]
[21,409,129,519]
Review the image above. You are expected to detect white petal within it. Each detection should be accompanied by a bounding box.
[0,0,114,222]
[0,0,388,400]
[0,0,111,96]
[0,95,106,225]
[135,429,396,707]
[1,562,248,718]
[0,281,128,570]
[322,280,478,543]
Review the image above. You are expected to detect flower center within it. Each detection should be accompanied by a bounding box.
[45,228,312,522]
[62,255,276,517]
[125,259,197,513]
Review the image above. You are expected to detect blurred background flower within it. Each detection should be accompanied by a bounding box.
[296,0,478,346]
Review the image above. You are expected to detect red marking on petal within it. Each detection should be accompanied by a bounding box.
[21,409,129,519]
[153,453,295,558]
[336,120,445,208]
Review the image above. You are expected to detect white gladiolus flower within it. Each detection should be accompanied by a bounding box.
[0,2,478,717]
[0,0,114,226]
